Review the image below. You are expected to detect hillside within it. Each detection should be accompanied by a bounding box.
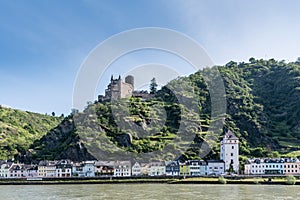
[0,106,63,160]
[1,58,300,163]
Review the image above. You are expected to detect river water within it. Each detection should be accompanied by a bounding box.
[0,184,299,200]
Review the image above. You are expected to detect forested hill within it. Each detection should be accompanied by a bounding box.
[1,58,300,162]
[0,106,63,160]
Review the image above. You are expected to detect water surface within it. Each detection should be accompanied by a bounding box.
[0,184,299,200]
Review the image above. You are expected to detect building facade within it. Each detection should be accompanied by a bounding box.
[220,130,239,173]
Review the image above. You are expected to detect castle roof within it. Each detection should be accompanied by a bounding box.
[225,130,238,140]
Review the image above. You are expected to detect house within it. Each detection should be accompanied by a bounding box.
[264,158,284,174]
[244,158,265,175]
[38,160,57,177]
[220,130,239,173]
[179,162,190,176]
[186,160,201,176]
[26,165,38,177]
[165,161,180,176]
[207,160,225,175]
[114,161,131,177]
[82,161,95,177]
[199,160,208,175]
[132,162,142,176]
[72,162,85,177]
[0,162,11,178]
[8,163,26,178]
[149,162,165,176]
[94,161,115,176]
[284,158,300,175]
[55,160,72,177]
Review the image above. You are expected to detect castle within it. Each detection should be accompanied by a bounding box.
[98,75,154,102]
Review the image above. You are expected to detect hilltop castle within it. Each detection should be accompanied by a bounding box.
[98,75,154,102]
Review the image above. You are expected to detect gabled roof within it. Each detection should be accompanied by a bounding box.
[94,161,115,167]
[225,130,238,140]
[207,160,224,163]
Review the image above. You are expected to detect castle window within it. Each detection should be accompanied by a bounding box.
[231,153,233,156]
[232,146,234,149]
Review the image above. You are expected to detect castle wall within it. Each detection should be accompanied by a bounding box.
[120,82,133,98]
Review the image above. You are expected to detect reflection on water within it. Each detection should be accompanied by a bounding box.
[0,184,299,200]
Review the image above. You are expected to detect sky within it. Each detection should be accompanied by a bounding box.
[0,0,300,115]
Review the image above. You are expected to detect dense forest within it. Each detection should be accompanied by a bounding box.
[1,58,300,166]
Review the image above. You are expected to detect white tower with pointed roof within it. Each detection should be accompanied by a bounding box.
[220,130,239,173]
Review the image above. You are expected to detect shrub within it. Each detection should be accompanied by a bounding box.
[286,175,296,185]
[218,176,227,184]
[253,178,259,184]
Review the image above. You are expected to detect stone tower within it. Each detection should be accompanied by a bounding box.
[125,75,134,89]
[220,130,239,173]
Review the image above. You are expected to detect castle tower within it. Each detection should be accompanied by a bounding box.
[125,75,134,89]
[220,130,239,173]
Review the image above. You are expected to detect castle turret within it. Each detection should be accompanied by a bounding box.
[125,75,134,89]
[220,130,239,173]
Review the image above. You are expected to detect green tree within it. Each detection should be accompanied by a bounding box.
[150,77,158,94]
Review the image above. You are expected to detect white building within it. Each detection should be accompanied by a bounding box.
[186,160,201,176]
[114,161,131,177]
[220,130,239,173]
[207,160,225,175]
[244,158,265,175]
[149,162,166,176]
[55,160,72,177]
[82,161,95,177]
[132,162,142,176]
[0,163,11,178]
[8,163,26,178]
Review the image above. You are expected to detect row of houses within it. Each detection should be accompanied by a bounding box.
[0,159,227,178]
[244,158,300,175]
[0,130,240,178]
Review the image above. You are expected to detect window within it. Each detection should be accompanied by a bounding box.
[231,153,233,156]
[232,146,234,149]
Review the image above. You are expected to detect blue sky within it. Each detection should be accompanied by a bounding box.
[0,0,300,115]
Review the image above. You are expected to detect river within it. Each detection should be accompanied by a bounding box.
[0,184,299,199]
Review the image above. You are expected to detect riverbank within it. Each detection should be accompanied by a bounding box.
[0,176,299,185]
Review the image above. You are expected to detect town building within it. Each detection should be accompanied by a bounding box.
[207,160,225,175]
[220,130,239,173]
[38,160,57,177]
[0,162,11,178]
[26,165,38,177]
[165,161,180,176]
[149,162,166,176]
[94,161,115,176]
[179,162,190,176]
[244,158,265,175]
[114,161,131,177]
[131,162,142,176]
[186,160,201,176]
[264,158,284,174]
[284,158,300,175]
[55,160,72,177]
[8,163,26,178]
[244,158,285,175]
